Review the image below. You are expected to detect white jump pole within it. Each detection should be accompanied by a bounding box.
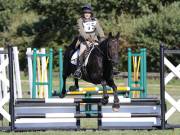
[0,48,9,97]
[0,48,4,101]
[26,48,33,98]
[41,48,48,98]
[13,47,22,98]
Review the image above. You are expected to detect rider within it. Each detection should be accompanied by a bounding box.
[74,4,105,78]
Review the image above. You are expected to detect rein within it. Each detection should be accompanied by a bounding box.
[94,39,113,62]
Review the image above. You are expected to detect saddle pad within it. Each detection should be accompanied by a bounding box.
[71,50,79,65]
[71,46,95,66]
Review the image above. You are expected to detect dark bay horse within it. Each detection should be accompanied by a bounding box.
[61,32,120,111]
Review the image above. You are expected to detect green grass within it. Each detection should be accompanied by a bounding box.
[0,73,180,134]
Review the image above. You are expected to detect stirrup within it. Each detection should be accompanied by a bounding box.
[74,69,82,79]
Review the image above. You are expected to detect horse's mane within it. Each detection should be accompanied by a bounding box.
[98,37,109,52]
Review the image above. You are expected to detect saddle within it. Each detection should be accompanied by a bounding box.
[71,44,95,66]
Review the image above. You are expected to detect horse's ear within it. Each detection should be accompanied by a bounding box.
[116,32,120,39]
[108,32,112,38]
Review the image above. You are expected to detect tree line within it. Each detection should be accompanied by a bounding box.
[0,0,179,71]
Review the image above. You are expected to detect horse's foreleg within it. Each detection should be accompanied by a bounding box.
[112,85,120,111]
[74,78,79,89]
[101,80,109,105]
[69,78,79,91]
[107,80,120,111]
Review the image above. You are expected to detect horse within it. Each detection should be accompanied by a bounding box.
[61,32,120,111]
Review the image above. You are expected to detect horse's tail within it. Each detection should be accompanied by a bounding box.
[65,36,79,51]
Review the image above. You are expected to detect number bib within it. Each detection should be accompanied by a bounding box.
[83,21,96,33]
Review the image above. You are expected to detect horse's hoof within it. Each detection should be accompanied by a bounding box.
[69,86,78,91]
[103,94,109,99]
[112,103,120,112]
[52,90,58,96]
[101,98,108,105]
[59,92,66,98]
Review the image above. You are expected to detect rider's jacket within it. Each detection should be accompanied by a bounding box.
[77,17,105,42]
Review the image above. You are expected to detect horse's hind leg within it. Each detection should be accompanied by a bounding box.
[107,80,120,112]
[101,80,109,105]
[60,75,67,98]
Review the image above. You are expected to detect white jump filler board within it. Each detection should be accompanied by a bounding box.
[164,57,180,120]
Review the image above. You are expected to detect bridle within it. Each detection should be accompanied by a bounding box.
[99,38,118,62]
[93,38,119,62]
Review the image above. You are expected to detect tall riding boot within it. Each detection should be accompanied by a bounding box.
[74,54,84,79]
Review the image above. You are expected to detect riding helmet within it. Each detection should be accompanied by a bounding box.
[82,4,92,13]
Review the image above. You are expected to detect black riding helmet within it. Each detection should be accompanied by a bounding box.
[82,4,92,13]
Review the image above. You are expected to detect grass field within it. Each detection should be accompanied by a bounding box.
[0,73,180,135]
